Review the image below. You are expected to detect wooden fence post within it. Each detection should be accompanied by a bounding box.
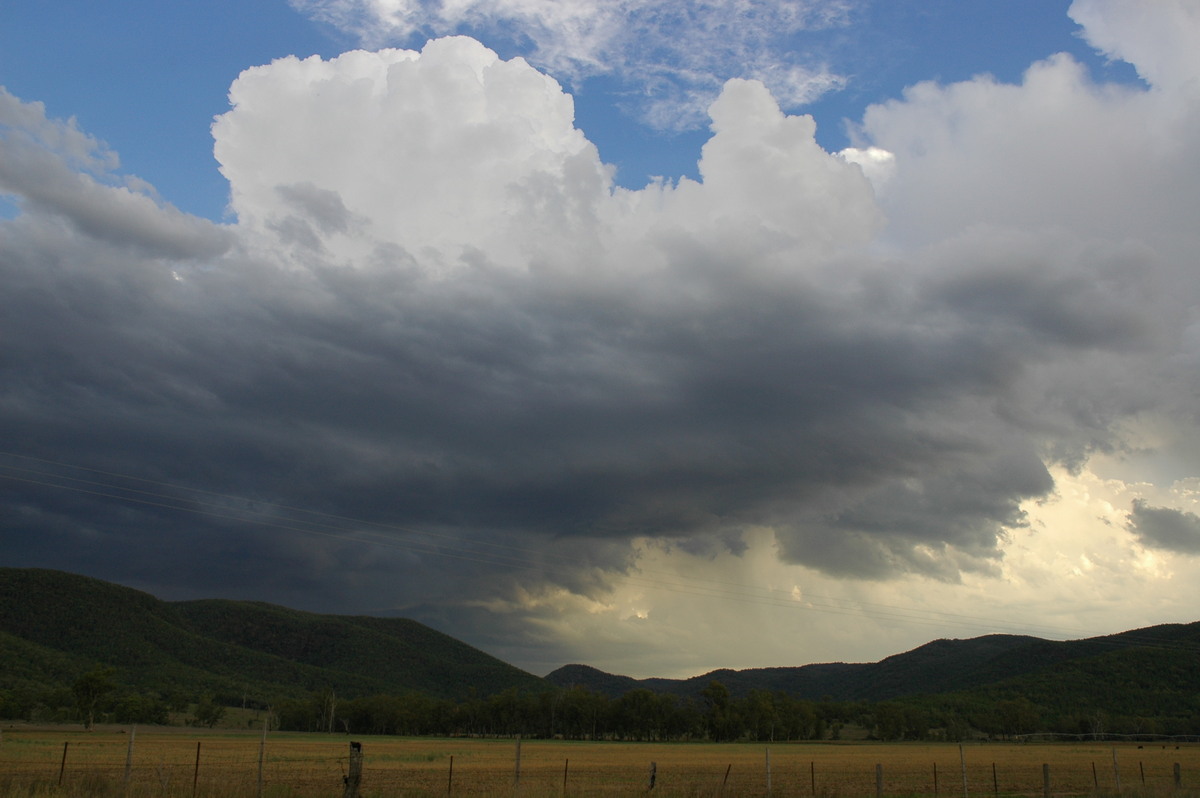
[1112,747,1122,792]
[1042,763,1050,798]
[959,743,969,798]
[1175,762,1182,789]
[257,715,267,798]
[58,741,69,786]
[124,725,136,788]
[876,763,883,798]
[992,762,998,797]
[342,741,362,798]
[193,741,201,797]
[765,748,772,797]
[448,754,454,796]
[934,761,939,796]
[562,758,568,795]
[648,761,657,790]
[514,735,522,788]
[719,763,731,796]
[811,760,816,795]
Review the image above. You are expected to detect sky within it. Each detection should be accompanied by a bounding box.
[2,1,1199,680]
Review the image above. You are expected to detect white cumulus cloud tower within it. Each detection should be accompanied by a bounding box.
[214,36,882,276]
[214,38,611,270]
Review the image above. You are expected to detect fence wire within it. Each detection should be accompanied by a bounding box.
[2,733,1198,797]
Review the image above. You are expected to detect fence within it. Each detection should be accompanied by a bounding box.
[2,728,1199,797]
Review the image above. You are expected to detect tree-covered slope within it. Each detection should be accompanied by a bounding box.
[546,624,1200,707]
[543,664,643,696]
[174,598,545,699]
[0,568,543,703]
[942,623,1200,729]
[7,566,1199,732]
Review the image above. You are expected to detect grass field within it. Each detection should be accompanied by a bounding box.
[3,725,1200,797]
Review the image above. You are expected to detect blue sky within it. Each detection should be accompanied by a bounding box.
[1,1,1139,221]
[3,1,1200,679]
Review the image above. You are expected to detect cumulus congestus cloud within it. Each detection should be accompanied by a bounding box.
[0,39,1085,584]
[206,38,1061,580]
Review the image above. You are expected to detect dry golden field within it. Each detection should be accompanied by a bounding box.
[3,725,1200,797]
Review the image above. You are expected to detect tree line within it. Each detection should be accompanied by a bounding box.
[272,685,1200,742]
[273,682,832,741]
[1,667,224,729]
[5,669,1200,742]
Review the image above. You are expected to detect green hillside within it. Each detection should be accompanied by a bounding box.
[5,567,1200,741]
[547,623,1200,710]
[174,598,546,699]
[545,623,1200,740]
[0,568,544,706]
[941,625,1200,733]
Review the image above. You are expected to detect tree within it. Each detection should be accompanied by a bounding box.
[873,702,906,741]
[743,690,780,741]
[995,698,1038,739]
[72,667,116,730]
[114,693,169,725]
[559,686,608,740]
[701,681,736,741]
[615,689,662,740]
[943,713,971,742]
[193,696,227,728]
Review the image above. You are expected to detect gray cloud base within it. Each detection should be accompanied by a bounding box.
[1128,501,1200,555]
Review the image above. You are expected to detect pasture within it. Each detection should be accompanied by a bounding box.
[3,725,1200,797]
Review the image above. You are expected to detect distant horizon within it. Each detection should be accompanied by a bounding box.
[10,564,1193,682]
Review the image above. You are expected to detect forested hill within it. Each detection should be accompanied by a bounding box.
[0,567,544,703]
[6,566,1200,735]
[546,622,1200,704]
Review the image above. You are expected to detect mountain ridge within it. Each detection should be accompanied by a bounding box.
[0,567,544,702]
[545,623,1200,704]
[5,566,1200,722]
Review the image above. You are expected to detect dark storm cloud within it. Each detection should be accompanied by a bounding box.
[1,193,1080,606]
[1,25,1192,645]
[1127,500,1200,555]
